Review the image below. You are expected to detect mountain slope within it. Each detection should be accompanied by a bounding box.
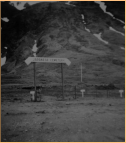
[1,1,125,88]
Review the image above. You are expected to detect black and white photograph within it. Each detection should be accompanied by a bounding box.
[1,1,125,142]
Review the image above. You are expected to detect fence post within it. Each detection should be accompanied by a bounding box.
[33,62,37,102]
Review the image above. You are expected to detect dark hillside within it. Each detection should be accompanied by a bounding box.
[1,1,125,88]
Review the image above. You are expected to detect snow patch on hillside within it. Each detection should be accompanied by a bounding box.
[81,14,84,20]
[33,53,37,57]
[93,33,108,44]
[32,40,38,57]
[109,27,125,36]
[95,1,125,24]
[85,27,90,32]
[94,1,113,17]
[113,17,125,24]
[65,1,76,7]
[1,56,6,66]
[1,17,9,22]
[81,14,86,24]
[10,1,57,10]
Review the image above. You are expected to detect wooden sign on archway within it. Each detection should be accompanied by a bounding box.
[25,57,71,101]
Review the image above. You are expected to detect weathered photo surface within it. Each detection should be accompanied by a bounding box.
[1,1,125,142]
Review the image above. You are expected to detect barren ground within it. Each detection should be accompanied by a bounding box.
[1,90,125,142]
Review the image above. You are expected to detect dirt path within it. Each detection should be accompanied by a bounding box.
[1,96,125,142]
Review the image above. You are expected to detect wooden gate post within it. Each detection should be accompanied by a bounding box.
[33,62,37,101]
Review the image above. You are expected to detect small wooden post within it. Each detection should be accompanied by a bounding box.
[33,62,37,101]
[61,63,64,99]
